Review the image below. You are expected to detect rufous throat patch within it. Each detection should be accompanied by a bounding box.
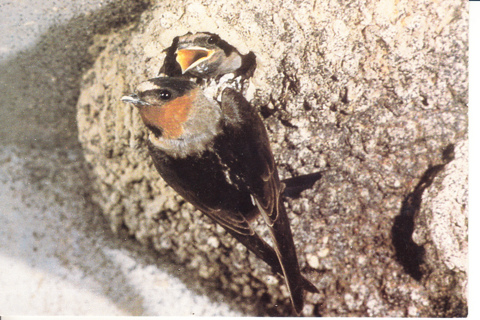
[139,88,197,139]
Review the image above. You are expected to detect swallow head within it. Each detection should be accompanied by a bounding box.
[174,32,242,77]
[122,77,222,157]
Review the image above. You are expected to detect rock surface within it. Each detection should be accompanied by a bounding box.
[1,0,240,315]
[77,0,468,316]
[412,139,468,317]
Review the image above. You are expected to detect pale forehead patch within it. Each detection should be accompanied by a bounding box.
[178,32,211,44]
[136,80,161,92]
[179,33,199,42]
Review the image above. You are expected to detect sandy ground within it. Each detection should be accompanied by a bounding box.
[0,146,241,316]
[0,0,241,316]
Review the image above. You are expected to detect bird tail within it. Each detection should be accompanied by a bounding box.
[252,188,318,314]
[266,201,310,314]
[224,193,318,314]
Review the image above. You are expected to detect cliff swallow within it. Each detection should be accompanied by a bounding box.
[121,77,317,314]
[158,32,256,81]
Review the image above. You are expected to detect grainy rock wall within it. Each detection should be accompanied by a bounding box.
[77,0,468,316]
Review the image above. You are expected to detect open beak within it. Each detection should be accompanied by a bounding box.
[121,94,149,107]
[175,47,215,74]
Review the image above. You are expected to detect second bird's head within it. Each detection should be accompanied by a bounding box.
[170,32,242,78]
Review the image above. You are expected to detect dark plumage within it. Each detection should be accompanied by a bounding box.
[122,77,317,314]
[158,32,256,81]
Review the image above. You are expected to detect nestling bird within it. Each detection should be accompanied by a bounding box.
[121,77,317,314]
[158,32,256,81]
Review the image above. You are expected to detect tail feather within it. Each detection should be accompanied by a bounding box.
[225,227,317,311]
[224,201,318,314]
[267,201,307,314]
[302,275,319,293]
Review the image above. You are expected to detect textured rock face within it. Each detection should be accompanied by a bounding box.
[412,139,468,316]
[77,0,468,316]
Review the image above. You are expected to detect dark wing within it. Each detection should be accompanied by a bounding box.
[148,140,302,286]
[220,88,279,224]
[220,88,316,314]
[191,205,255,237]
[147,141,254,236]
[236,51,257,79]
[158,36,183,77]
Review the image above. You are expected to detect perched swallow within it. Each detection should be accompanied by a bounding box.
[121,77,318,314]
[158,32,256,81]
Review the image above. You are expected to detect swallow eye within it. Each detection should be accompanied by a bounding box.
[158,89,172,100]
[207,35,218,44]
